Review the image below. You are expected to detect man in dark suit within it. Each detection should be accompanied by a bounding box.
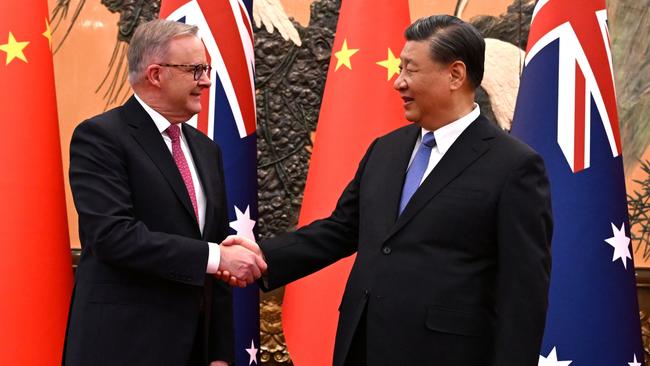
[222,15,552,365]
[63,20,266,366]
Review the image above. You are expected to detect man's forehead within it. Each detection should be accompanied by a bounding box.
[399,41,427,62]
[167,36,206,57]
[169,34,201,46]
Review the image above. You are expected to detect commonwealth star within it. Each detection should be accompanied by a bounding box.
[229,205,256,241]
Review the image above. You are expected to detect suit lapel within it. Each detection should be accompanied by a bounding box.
[183,124,219,240]
[124,97,198,225]
[386,116,496,241]
[376,125,421,229]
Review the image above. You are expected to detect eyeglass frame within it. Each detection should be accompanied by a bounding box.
[156,63,212,81]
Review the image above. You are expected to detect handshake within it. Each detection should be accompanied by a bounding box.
[215,235,267,288]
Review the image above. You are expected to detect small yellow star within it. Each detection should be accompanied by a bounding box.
[376,48,400,81]
[334,39,359,71]
[0,32,29,65]
[42,18,52,50]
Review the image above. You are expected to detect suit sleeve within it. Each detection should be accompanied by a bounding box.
[493,151,552,365]
[208,145,235,363]
[70,119,209,287]
[260,139,379,290]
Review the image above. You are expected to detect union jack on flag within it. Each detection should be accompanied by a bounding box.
[511,1,643,365]
[159,1,260,365]
[524,0,620,173]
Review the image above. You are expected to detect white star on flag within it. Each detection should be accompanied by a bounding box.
[604,222,632,269]
[539,347,572,366]
[229,205,256,240]
[629,354,642,366]
[245,339,258,365]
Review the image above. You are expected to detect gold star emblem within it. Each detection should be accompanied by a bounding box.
[376,48,400,81]
[42,18,52,50]
[334,39,359,71]
[0,32,29,65]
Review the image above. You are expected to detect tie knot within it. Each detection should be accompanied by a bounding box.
[422,132,435,148]
[166,124,181,141]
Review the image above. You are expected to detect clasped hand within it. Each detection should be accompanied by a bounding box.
[215,235,266,288]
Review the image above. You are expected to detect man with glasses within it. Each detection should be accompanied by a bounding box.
[63,19,266,366]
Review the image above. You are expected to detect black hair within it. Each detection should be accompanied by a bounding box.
[405,15,485,88]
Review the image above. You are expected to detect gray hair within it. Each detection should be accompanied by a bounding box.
[127,19,199,84]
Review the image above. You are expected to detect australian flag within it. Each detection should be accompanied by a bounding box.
[511,1,644,365]
[159,0,260,365]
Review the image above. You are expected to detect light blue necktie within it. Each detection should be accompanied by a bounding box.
[399,132,436,215]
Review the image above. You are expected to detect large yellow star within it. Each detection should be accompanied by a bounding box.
[0,32,29,65]
[42,18,52,50]
[376,48,400,81]
[334,39,359,71]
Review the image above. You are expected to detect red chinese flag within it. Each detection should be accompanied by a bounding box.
[0,2,73,365]
[281,1,411,365]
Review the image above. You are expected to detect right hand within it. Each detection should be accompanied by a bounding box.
[221,235,265,258]
[218,240,267,288]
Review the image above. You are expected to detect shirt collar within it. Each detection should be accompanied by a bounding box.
[133,93,180,134]
[422,103,480,155]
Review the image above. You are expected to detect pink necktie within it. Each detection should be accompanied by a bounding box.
[166,124,199,221]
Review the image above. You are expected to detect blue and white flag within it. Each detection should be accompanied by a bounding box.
[160,1,259,365]
[511,1,644,365]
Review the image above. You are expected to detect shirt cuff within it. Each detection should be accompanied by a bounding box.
[206,242,221,274]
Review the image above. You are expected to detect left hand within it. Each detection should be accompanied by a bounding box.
[210,361,229,366]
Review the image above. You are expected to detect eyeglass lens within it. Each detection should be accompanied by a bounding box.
[194,65,211,80]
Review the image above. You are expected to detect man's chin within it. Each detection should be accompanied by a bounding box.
[403,113,419,124]
[188,104,202,115]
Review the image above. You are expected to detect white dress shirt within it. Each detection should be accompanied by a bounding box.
[408,104,481,184]
[134,94,220,273]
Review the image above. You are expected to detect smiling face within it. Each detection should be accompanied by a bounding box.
[156,35,211,123]
[393,40,454,131]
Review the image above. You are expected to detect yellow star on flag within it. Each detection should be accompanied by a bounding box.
[376,48,400,81]
[43,19,52,50]
[334,39,359,71]
[0,32,29,65]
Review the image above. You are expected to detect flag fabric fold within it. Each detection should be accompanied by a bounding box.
[281,1,411,365]
[159,1,259,365]
[510,1,644,364]
[0,1,72,364]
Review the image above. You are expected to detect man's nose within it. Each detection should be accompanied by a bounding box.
[393,73,406,90]
[198,72,212,88]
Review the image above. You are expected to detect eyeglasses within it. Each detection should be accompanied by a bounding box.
[157,63,212,81]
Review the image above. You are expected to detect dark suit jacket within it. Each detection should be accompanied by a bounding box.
[63,96,234,366]
[262,116,552,366]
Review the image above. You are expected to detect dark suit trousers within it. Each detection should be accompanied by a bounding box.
[188,312,206,366]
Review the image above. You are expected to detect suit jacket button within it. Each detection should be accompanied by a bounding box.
[382,247,391,255]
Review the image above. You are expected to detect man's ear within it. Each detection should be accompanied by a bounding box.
[448,60,467,90]
[145,64,163,88]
